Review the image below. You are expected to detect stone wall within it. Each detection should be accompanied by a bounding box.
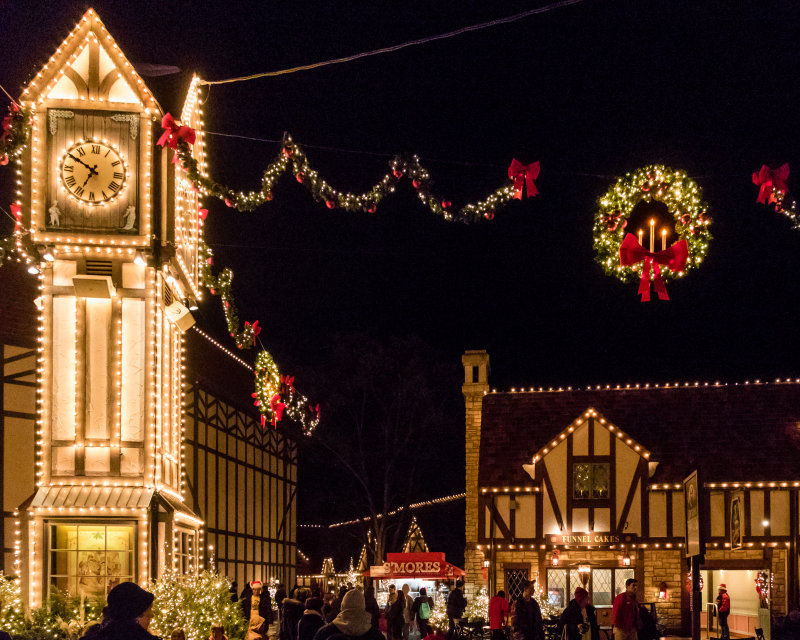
[642,549,683,632]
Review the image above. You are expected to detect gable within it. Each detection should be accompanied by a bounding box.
[21,9,159,111]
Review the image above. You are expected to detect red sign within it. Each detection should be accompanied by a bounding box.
[380,552,464,579]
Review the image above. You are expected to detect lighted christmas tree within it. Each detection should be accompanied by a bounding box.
[464,586,490,623]
[150,570,247,640]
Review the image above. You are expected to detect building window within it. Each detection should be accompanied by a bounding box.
[573,463,610,499]
[175,528,197,574]
[547,567,633,609]
[504,567,530,601]
[48,523,135,599]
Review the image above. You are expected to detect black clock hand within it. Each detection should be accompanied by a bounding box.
[68,153,99,175]
[82,171,95,188]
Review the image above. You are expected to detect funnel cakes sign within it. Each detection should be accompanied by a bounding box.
[549,531,637,546]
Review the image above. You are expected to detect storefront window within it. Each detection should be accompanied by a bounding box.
[547,567,633,609]
[48,523,135,598]
[572,463,610,499]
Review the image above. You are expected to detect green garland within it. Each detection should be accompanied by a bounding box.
[593,165,711,284]
[0,103,30,165]
[175,132,518,222]
[199,239,319,434]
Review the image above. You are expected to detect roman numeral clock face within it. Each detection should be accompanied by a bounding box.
[60,141,126,204]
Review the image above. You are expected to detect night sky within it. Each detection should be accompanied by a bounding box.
[2,1,800,527]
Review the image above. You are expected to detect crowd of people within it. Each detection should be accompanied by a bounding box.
[74,576,667,640]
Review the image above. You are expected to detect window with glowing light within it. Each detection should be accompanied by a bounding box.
[547,568,633,608]
[175,528,197,574]
[572,463,610,500]
[47,523,135,599]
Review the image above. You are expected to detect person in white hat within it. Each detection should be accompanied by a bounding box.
[716,585,730,640]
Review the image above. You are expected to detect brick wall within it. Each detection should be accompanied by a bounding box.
[643,549,683,632]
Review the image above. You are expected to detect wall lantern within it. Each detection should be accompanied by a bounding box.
[578,565,591,587]
[658,582,668,600]
[551,549,560,566]
[622,553,631,567]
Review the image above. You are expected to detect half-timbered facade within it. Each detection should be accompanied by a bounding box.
[462,350,800,635]
[184,328,297,588]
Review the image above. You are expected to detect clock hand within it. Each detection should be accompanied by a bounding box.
[82,171,94,188]
[68,153,99,175]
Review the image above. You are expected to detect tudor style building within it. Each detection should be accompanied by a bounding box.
[462,350,800,636]
[0,9,297,606]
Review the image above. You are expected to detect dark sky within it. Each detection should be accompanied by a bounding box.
[2,1,800,526]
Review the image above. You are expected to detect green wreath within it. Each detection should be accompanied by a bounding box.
[593,165,711,283]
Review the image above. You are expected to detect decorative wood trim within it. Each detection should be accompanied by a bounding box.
[666,491,673,538]
[699,558,765,570]
[617,458,645,532]
[567,430,573,531]
[610,433,616,530]
[487,498,513,539]
[536,489,543,539]
[744,490,752,538]
[509,493,517,542]
[540,463,564,531]
[641,459,650,538]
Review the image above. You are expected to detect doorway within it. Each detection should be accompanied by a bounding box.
[700,569,770,639]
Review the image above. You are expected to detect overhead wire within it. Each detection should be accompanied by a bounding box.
[197,0,588,86]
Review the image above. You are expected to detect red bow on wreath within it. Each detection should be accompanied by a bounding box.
[157,113,196,149]
[619,233,688,302]
[244,320,261,337]
[752,163,790,205]
[507,159,540,199]
[280,374,295,391]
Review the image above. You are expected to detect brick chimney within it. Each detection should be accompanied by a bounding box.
[462,350,489,598]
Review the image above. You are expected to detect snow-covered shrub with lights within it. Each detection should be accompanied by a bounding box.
[150,571,247,640]
[427,600,448,631]
[533,583,560,619]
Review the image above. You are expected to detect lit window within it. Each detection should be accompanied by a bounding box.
[573,463,610,500]
[48,523,135,599]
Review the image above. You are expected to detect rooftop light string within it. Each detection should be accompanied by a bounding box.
[197,0,588,86]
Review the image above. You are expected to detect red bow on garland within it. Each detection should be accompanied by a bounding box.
[280,374,295,391]
[619,233,688,302]
[157,113,196,150]
[270,393,286,426]
[244,320,261,337]
[507,159,540,199]
[752,163,790,205]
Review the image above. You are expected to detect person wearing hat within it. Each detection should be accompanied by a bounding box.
[558,588,599,640]
[313,588,384,640]
[716,585,730,640]
[80,581,158,640]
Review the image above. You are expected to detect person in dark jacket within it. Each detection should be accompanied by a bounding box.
[387,586,406,640]
[282,588,310,640]
[512,580,544,640]
[364,586,381,629]
[446,581,467,640]
[313,589,385,640]
[241,581,274,627]
[80,581,159,640]
[411,587,435,638]
[299,597,326,640]
[558,588,599,640]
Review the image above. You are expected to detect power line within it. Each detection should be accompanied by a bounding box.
[198,0,588,86]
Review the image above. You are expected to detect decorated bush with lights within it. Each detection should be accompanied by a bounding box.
[150,571,247,640]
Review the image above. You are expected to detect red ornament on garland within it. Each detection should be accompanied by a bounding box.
[412,179,421,188]
[296,173,304,183]
[441,200,452,210]
[326,200,336,209]
[393,168,404,178]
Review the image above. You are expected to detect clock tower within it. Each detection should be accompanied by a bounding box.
[16,9,204,605]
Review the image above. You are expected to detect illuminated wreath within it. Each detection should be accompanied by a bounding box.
[593,165,711,285]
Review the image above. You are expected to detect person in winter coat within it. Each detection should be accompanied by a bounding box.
[80,582,158,640]
[411,587,435,638]
[715,585,731,640]
[241,581,274,630]
[612,579,639,640]
[511,580,544,640]
[558,588,599,640]
[299,597,327,640]
[401,584,415,640]
[282,588,310,640]
[327,586,350,623]
[446,581,468,640]
[313,589,385,640]
[387,585,407,640]
[364,586,381,629]
[489,590,510,640]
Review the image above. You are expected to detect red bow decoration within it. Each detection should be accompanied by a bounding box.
[244,320,261,337]
[270,393,286,426]
[281,374,295,391]
[752,163,790,204]
[198,208,208,221]
[251,392,260,407]
[0,105,16,142]
[157,113,196,149]
[507,159,540,199]
[309,403,320,421]
[619,233,688,302]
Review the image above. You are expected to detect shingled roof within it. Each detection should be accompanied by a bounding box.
[478,383,800,486]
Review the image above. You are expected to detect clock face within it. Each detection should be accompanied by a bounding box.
[60,140,127,205]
